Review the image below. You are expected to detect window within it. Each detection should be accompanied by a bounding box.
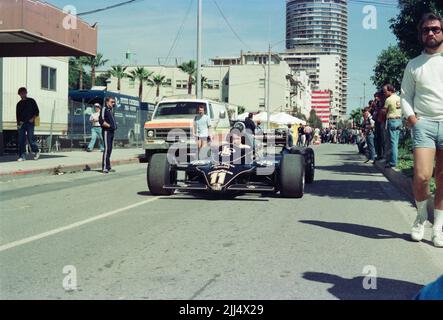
[165,79,172,87]
[176,80,188,89]
[214,80,220,90]
[259,79,265,88]
[129,79,135,89]
[41,66,56,91]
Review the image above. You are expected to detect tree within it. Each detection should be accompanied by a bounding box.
[371,45,409,91]
[148,74,168,98]
[69,56,90,90]
[350,108,363,127]
[178,60,196,95]
[308,109,323,128]
[84,53,109,88]
[109,65,128,92]
[390,0,443,59]
[127,67,154,101]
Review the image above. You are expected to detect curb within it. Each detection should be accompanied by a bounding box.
[0,157,143,179]
[373,160,414,201]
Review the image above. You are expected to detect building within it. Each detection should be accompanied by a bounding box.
[105,52,311,116]
[285,0,348,119]
[0,57,70,152]
[311,90,332,128]
[0,0,97,155]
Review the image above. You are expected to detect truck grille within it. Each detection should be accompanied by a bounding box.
[147,128,192,141]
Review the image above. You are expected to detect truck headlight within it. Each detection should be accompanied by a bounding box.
[147,130,154,138]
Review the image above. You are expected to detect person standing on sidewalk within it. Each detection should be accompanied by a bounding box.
[87,103,104,152]
[383,84,402,168]
[193,104,212,159]
[16,87,40,162]
[99,97,117,174]
[362,108,376,164]
[401,12,443,247]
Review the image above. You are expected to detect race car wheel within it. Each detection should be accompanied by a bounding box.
[147,153,176,196]
[290,147,315,184]
[279,154,305,198]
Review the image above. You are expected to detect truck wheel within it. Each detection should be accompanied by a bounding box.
[147,153,176,196]
[128,131,136,146]
[145,150,154,163]
[279,154,305,198]
[290,147,315,184]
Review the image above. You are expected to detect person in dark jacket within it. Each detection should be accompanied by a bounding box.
[99,97,117,173]
[244,113,256,134]
[16,87,40,161]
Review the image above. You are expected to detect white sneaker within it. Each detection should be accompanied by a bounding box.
[432,230,443,247]
[411,216,426,242]
[34,151,40,160]
[17,157,25,162]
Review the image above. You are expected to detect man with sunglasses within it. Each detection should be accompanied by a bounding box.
[401,13,443,247]
[99,97,117,174]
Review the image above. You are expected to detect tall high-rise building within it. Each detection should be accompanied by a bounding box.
[285,0,348,120]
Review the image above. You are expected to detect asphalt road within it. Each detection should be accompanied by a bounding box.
[1,143,442,300]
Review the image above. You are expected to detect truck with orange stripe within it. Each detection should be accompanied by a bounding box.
[143,98,233,161]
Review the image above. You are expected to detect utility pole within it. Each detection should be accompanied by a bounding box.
[267,44,271,130]
[196,0,202,99]
[363,82,366,107]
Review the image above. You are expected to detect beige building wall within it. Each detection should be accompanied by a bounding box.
[1,57,69,134]
[106,61,296,114]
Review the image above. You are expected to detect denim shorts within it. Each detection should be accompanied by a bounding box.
[412,118,443,150]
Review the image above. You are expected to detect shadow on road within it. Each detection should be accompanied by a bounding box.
[302,272,423,300]
[316,164,379,176]
[299,220,434,246]
[137,191,154,196]
[155,193,269,202]
[305,180,407,202]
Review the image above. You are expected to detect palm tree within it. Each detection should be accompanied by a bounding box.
[127,67,153,101]
[148,74,168,98]
[350,108,363,127]
[109,65,128,92]
[178,60,196,95]
[84,53,109,87]
[70,56,89,89]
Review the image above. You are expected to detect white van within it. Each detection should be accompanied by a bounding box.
[143,98,233,160]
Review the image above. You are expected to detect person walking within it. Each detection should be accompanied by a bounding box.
[304,124,313,147]
[244,113,256,134]
[86,103,104,152]
[16,87,40,161]
[99,97,117,174]
[383,84,402,168]
[401,12,443,247]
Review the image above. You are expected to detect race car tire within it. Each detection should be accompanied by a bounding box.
[279,154,305,198]
[289,147,315,184]
[147,153,175,196]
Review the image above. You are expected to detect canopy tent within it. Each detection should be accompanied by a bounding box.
[270,112,306,126]
[236,112,269,122]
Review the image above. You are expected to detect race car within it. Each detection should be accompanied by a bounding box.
[146,123,315,198]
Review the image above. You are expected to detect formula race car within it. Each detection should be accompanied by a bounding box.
[147,123,315,199]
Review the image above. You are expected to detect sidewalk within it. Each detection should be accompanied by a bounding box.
[0,148,145,178]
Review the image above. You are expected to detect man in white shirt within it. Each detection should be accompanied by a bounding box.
[401,12,443,247]
[87,103,104,152]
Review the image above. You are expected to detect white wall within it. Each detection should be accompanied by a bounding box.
[1,57,69,134]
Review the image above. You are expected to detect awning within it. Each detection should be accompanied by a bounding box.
[0,0,97,57]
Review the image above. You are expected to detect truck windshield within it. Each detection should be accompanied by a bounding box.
[153,102,207,119]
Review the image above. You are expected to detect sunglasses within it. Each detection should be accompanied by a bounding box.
[422,27,442,35]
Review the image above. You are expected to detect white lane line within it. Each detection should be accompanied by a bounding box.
[0,197,160,253]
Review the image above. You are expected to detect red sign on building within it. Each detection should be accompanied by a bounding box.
[311,90,331,128]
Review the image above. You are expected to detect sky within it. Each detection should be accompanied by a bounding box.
[50,0,400,114]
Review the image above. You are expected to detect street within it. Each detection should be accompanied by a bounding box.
[0,143,442,300]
